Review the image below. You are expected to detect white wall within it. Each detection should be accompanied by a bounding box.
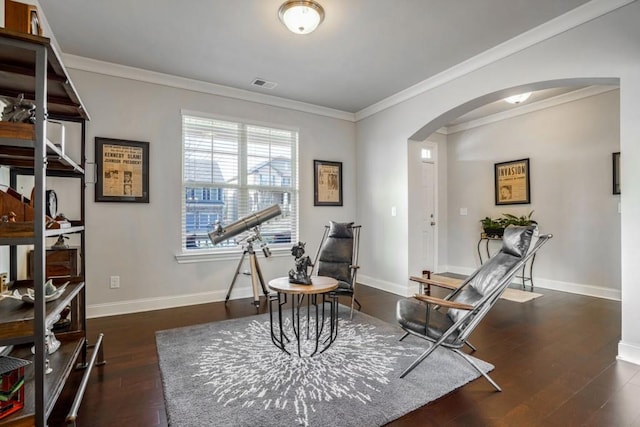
[445,89,620,298]
[355,2,640,365]
[66,70,356,316]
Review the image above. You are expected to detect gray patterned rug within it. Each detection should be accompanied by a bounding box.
[156,306,493,427]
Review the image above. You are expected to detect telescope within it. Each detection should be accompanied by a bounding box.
[208,204,282,245]
[208,204,282,309]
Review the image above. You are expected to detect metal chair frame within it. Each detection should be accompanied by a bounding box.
[398,233,552,391]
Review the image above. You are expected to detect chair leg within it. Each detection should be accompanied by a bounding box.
[453,349,501,392]
[349,296,361,320]
[350,296,354,319]
[465,341,477,352]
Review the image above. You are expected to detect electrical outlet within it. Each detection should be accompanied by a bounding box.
[110,275,120,289]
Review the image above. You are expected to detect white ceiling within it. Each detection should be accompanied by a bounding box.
[39,0,592,114]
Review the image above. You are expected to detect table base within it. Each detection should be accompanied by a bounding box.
[268,291,339,357]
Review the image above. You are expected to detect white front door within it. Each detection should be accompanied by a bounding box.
[420,144,437,273]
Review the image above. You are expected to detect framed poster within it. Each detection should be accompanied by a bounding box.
[314,160,343,206]
[95,137,149,203]
[494,158,530,205]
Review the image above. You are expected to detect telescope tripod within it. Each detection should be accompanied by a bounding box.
[225,242,269,309]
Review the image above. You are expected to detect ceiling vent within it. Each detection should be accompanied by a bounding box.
[251,78,278,90]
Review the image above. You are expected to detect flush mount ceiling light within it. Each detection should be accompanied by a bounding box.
[278,0,325,35]
[504,92,532,104]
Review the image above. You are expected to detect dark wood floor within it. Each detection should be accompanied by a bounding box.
[49,284,639,426]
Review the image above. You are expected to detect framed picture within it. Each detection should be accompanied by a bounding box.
[494,158,530,205]
[613,152,620,195]
[95,137,149,203]
[314,160,343,206]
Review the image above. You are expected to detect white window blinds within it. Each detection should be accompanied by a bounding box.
[182,113,298,250]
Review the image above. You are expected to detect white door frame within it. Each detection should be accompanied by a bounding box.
[407,139,439,280]
[420,141,438,273]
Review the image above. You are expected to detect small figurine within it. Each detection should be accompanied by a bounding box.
[288,241,313,285]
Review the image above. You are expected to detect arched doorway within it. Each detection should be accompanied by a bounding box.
[406,79,620,301]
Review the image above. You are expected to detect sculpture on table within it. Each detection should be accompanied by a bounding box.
[288,241,313,285]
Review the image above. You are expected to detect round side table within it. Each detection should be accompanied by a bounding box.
[268,276,338,357]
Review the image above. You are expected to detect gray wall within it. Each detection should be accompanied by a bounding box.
[67,71,356,316]
[445,89,620,297]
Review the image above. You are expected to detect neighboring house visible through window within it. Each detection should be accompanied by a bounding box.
[182,112,298,250]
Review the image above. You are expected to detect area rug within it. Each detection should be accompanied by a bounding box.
[430,274,543,303]
[501,287,543,303]
[156,306,493,427]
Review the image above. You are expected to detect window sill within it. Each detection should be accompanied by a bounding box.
[175,245,291,264]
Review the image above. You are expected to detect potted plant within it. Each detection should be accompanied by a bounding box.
[480,211,535,237]
[480,216,507,237]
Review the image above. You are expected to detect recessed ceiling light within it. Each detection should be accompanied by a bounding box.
[504,92,532,104]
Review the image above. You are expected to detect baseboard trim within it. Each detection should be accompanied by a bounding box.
[89,276,412,318]
[357,274,412,297]
[88,276,406,318]
[444,265,621,301]
[88,268,621,318]
[87,286,255,318]
[618,341,640,366]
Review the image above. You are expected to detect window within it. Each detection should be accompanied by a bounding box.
[182,112,298,251]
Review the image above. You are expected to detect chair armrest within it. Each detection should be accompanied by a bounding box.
[414,294,473,310]
[409,275,459,290]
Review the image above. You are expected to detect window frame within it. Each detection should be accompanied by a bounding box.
[177,110,299,261]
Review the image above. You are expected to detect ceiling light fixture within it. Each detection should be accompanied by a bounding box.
[504,92,532,104]
[278,0,325,35]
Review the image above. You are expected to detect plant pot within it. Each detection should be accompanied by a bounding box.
[483,227,504,237]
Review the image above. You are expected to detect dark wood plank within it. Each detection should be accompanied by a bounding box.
[45,284,634,427]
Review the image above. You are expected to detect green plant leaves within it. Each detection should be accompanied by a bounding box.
[480,211,535,228]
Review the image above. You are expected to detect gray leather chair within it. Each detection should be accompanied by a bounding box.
[396,225,552,390]
[312,221,361,319]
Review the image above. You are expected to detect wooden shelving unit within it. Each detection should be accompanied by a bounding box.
[0,28,103,427]
[0,280,84,341]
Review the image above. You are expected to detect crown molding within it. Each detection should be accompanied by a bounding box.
[442,85,617,134]
[62,54,357,123]
[354,0,635,121]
